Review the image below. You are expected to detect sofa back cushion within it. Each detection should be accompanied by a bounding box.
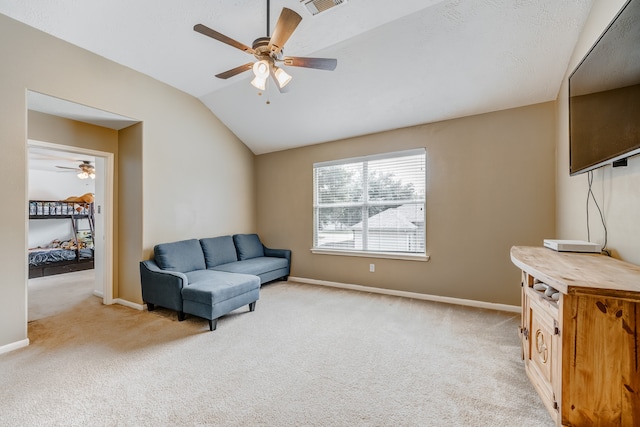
[200,236,238,268]
[154,239,206,273]
[233,234,264,260]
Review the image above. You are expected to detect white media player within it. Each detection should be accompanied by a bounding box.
[543,239,602,253]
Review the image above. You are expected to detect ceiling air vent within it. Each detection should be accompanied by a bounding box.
[301,0,347,16]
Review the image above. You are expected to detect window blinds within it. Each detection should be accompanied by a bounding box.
[313,149,426,255]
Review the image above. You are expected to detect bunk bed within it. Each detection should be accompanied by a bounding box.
[28,200,95,278]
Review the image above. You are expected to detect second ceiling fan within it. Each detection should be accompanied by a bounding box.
[194,0,337,92]
[56,160,96,179]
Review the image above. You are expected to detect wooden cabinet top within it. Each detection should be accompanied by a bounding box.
[511,246,640,298]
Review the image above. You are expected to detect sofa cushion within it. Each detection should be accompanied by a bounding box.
[154,239,206,273]
[212,257,288,276]
[200,236,238,268]
[233,234,264,260]
[182,270,260,305]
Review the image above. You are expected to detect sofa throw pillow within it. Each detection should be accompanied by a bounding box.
[154,239,206,273]
[233,234,265,260]
[200,236,238,268]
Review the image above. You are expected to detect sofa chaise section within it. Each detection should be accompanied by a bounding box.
[181,269,259,331]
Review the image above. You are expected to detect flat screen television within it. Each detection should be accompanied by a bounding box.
[569,0,640,175]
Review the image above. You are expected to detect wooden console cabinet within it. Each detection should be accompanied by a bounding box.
[511,246,640,426]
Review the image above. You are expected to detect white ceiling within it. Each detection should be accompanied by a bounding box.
[2,0,596,154]
[29,146,95,173]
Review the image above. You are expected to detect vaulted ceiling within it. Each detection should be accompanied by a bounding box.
[1,0,595,154]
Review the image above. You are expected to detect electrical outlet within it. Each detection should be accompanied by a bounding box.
[369,264,375,273]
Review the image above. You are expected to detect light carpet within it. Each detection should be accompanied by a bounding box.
[28,269,96,322]
[1,281,552,426]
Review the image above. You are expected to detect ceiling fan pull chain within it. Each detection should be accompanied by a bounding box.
[266,78,271,105]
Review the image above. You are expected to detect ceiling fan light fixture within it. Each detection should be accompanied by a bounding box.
[77,171,89,180]
[253,60,270,79]
[251,76,267,90]
[273,66,292,88]
[251,59,270,90]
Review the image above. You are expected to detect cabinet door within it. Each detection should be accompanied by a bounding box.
[525,288,559,419]
[562,295,640,426]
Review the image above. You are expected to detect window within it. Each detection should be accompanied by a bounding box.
[313,148,426,258]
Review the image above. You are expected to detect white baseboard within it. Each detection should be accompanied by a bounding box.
[0,338,30,355]
[113,298,144,311]
[289,277,520,313]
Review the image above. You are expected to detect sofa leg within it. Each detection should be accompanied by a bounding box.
[147,303,155,311]
[209,319,217,331]
[178,311,185,321]
[282,276,288,281]
[249,301,256,312]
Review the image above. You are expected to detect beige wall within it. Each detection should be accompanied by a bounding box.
[29,111,119,153]
[556,0,640,264]
[0,14,255,350]
[256,102,556,306]
[118,123,142,301]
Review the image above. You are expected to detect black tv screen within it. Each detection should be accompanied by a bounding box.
[569,0,640,175]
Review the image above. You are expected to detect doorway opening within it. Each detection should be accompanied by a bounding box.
[27,141,114,319]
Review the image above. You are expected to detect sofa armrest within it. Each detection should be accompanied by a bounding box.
[139,260,188,312]
[263,246,291,266]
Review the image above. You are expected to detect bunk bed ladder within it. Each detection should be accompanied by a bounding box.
[71,217,80,261]
[71,203,95,261]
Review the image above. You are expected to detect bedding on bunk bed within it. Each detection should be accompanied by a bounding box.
[28,196,96,277]
[28,237,93,267]
[28,247,78,266]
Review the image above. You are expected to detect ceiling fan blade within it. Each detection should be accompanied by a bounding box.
[55,166,79,171]
[194,24,255,54]
[282,57,337,71]
[268,8,302,54]
[215,63,254,79]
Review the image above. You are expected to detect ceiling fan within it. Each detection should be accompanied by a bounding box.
[56,161,95,180]
[194,0,337,92]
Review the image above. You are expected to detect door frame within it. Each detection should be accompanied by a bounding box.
[27,139,114,305]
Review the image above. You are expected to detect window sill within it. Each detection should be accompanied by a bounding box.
[310,248,430,262]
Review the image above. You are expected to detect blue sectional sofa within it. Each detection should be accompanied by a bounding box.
[139,234,291,331]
